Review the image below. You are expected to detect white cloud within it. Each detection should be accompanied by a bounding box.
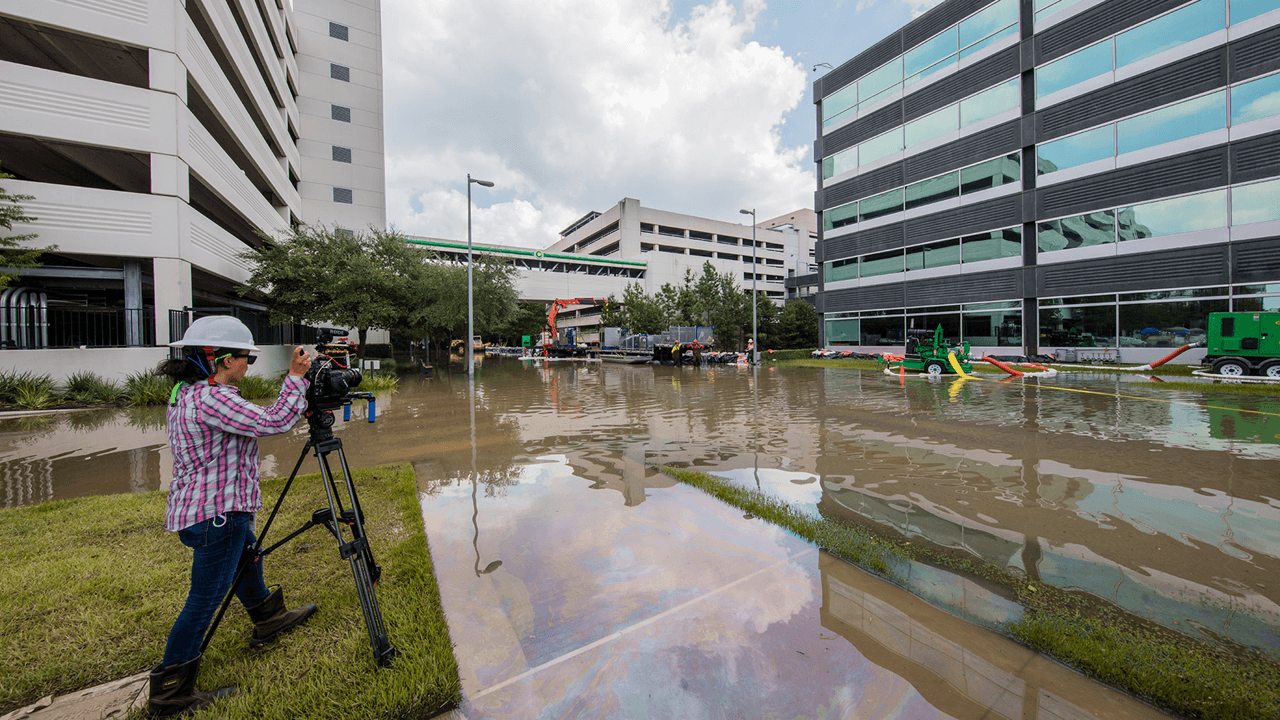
[383,0,812,248]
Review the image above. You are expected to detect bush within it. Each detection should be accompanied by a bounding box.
[0,371,57,406]
[64,372,123,404]
[235,374,283,400]
[124,372,176,407]
[362,343,393,359]
[359,372,398,394]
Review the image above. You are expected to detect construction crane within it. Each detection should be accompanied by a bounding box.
[542,298,604,356]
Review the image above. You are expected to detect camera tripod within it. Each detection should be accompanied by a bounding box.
[200,400,397,667]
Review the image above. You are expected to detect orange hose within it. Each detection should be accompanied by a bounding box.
[982,356,1024,377]
[1148,343,1195,369]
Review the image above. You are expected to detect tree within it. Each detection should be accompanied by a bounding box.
[0,169,52,289]
[239,225,424,357]
[398,251,518,359]
[615,282,667,334]
[690,262,749,350]
[775,299,818,349]
[487,300,545,347]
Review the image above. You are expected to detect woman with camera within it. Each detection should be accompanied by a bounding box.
[150,316,317,717]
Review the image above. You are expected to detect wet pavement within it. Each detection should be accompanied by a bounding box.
[5,359,1280,717]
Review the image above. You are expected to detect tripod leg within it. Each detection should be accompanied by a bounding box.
[315,444,397,666]
[198,442,314,656]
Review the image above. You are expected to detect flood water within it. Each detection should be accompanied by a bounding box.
[4,358,1279,717]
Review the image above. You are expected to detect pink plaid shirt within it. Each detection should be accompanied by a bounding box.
[165,375,309,531]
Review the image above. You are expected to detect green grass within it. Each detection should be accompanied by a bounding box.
[658,464,1280,720]
[0,370,60,408]
[359,372,399,394]
[0,464,461,719]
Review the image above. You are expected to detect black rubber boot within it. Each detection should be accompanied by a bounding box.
[147,653,234,717]
[246,586,318,648]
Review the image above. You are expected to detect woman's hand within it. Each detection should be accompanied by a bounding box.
[288,347,312,377]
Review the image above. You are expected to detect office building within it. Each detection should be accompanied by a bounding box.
[813,0,1280,362]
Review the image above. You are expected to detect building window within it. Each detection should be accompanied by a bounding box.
[333,187,353,204]
[335,228,354,239]
[331,104,351,122]
[332,146,352,163]
[330,63,350,82]
[329,22,349,41]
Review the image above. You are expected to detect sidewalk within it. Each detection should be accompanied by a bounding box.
[0,673,147,720]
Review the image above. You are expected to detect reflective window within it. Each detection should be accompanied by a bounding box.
[925,238,962,268]
[963,307,1022,346]
[1035,0,1087,24]
[960,78,1020,127]
[962,228,1022,262]
[906,172,960,210]
[1117,91,1225,155]
[859,188,904,222]
[906,53,957,89]
[1234,295,1280,311]
[1235,283,1280,295]
[1036,39,1112,100]
[861,315,905,345]
[824,203,858,232]
[1233,178,1280,225]
[825,318,860,342]
[1037,210,1116,252]
[1116,190,1227,240]
[859,58,903,106]
[960,0,1018,48]
[1231,72,1280,125]
[825,257,859,283]
[1118,299,1225,348]
[1037,125,1113,174]
[823,147,857,179]
[961,154,1019,193]
[861,249,905,277]
[907,313,962,344]
[905,105,959,147]
[859,127,905,166]
[1231,0,1280,23]
[823,82,858,125]
[961,23,1019,60]
[1116,0,1225,70]
[905,28,957,77]
[1040,306,1116,346]
[1119,287,1228,301]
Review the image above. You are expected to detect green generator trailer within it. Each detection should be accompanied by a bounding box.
[1202,312,1280,377]
[898,325,973,375]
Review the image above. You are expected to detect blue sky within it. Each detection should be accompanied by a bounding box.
[382,0,939,247]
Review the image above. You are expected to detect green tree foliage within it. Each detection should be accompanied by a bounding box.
[401,252,518,352]
[613,282,667,334]
[488,301,547,346]
[0,170,52,289]
[774,299,818,349]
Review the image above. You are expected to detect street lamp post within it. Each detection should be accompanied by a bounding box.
[466,174,494,376]
[739,208,757,363]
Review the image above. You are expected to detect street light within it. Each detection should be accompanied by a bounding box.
[739,208,757,363]
[467,174,494,376]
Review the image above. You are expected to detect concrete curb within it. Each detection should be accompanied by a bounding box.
[0,672,148,720]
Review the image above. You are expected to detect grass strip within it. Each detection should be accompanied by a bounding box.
[0,463,460,719]
[658,465,1280,720]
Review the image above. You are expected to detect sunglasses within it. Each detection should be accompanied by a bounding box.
[232,353,257,365]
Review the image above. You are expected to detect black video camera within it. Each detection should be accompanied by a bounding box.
[305,328,364,413]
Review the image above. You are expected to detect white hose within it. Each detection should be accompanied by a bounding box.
[1189,369,1280,383]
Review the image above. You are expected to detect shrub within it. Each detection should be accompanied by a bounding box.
[359,372,398,394]
[362,343,393,359]
[13,382,56,409]
[0,371,57,405]
[124,372,176,407]
[64,372,124,404]
[236,374,283,400]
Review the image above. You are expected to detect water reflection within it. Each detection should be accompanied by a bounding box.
[5,361,1278,663]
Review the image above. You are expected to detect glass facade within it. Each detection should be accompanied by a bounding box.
[823,78,1018,180]
[1232,178,1280,225]
[823,0,1018,128]
[818,0,1280,351]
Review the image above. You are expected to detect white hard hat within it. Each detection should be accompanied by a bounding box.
[168,315,260,351]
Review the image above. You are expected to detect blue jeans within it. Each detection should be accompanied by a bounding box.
[162,512,271,665]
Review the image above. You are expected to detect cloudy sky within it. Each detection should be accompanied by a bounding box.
[381,0,942,248]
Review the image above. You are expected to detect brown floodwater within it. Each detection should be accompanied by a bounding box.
[4,359,1278,716]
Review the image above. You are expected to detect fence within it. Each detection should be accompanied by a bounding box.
[0,306,154,349]
[168,308,321,356]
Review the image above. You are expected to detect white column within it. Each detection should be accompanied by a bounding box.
[153,257,192,345]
